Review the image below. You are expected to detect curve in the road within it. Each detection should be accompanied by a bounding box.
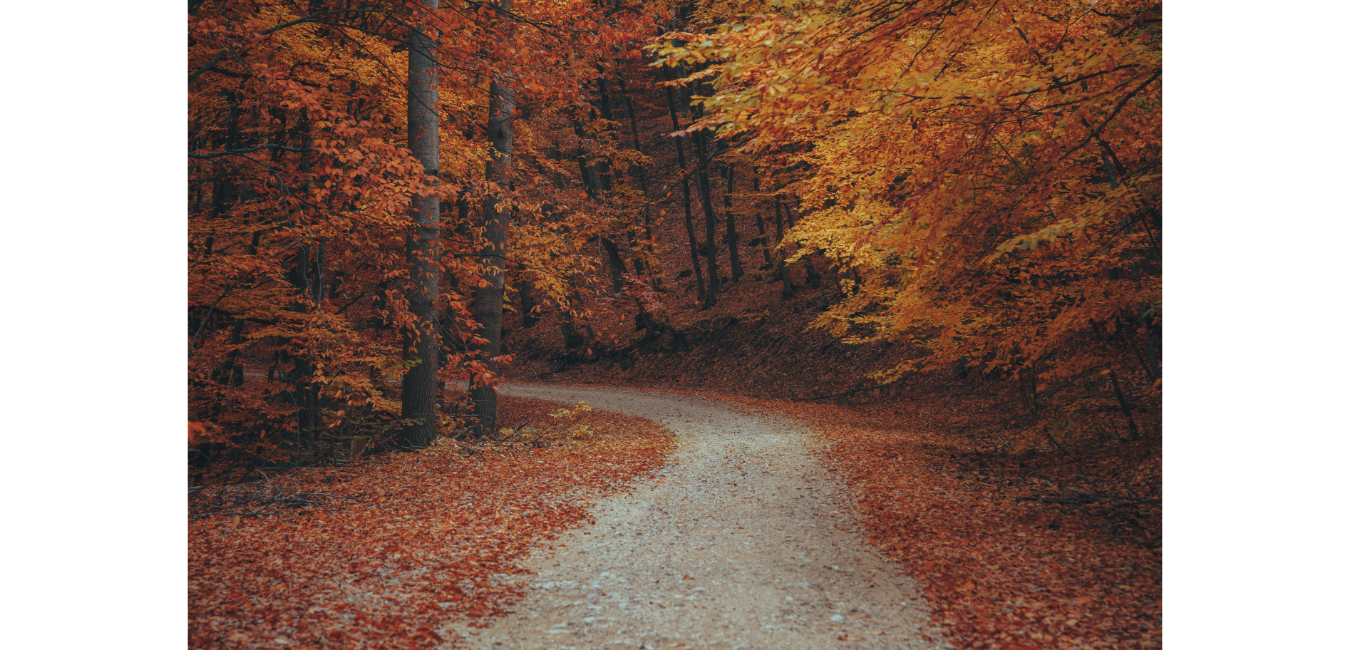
[452,383,948,650]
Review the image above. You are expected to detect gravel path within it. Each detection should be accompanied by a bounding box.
[451,383,948,650]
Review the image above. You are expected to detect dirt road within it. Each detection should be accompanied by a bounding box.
[452,383,948,650]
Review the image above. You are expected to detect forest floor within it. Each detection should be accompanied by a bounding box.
[188,376,1160,650]
[729,394,1162,650]
[188,395,675,649]
[193,270,1159,649]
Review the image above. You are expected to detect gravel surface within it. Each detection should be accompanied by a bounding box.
[450,383,949,650]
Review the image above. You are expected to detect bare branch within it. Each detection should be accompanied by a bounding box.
[190,144,313,160]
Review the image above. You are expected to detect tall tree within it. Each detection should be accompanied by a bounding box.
[188,0,674,462]
[721,161,743,282]
[663,65,706,304]
[398,0,443,450]
[470,0,517,438]
[690,108,721,308]
[190,1,469,464]
[657,0,1162,409]
[615,73,660,286]
[774,193,794,299]
[751,175,772,267]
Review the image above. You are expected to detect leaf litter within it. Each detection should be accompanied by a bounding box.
[729,395,1162,650]
[188,396,675,649]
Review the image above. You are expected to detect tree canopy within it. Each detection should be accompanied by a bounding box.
[190,0,1161,463]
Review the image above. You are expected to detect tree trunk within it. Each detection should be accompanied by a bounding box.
[593,72,615,193]
[784,200,822,288]
[616,75,652,235]
[308,237,327,422]
[202,90,241,260]
[624,229,646,275]
[603,234,656,333]
[203,89,244,260]
[287,114,317,445]
[663,66,705,303]
[291,245,314,441]
[1109,368,1142,441]
[692,128,720,308]
[752,176,771,266]
[616,74,659,289]
[577,154,597,198]
[600,237,627,294]
[520,277,539,328]
[559,273,589,357]
[471,4,515,439]
[399,0,442,450]
[212,97,252,392]
[804,257,822,288]
[721,162,743,282]
[562,307,584,353]
[775,194,794,299]
[1099,143,1161,382]
[688,78,722,306]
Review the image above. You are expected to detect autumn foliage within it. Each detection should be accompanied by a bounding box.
[191,0,1160,455]
[656,0,1161,426]
[189,0,668,460]
[189,397,674,648]
[188,0,1162,646]
[739,395,1161,649]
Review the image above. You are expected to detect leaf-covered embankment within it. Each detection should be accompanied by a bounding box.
[738,396,1161,650]
[188,396,675,649]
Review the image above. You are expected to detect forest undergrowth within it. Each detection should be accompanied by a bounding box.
[188,396,674,649]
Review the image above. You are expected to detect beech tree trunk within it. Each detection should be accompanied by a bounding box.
[559,272,591,358]
[399,0,442,450]
[471,5,515,438]
[593,73,615,193]
[721,162,743,282]
[600,237,627,294]
[289,112,317,443]
[202,90,241,260]
[1109,368,1141,441]
[752,176,771,266]
[1100,144,1162,382]
[785,200,822,288]
[616,75,659,288]
[520,277,539,328]
[692,128,720,308]
[663,66,705,303]
[775,194,794,299]
[616,75,653,237]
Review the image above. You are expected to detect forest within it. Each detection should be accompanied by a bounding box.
[188,0,1162,647]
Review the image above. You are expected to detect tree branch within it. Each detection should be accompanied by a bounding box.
[189,10,390,83]
[190,144,313,160]
[1059,69,1160,163]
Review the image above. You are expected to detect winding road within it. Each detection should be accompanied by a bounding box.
[451,383,948,650]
